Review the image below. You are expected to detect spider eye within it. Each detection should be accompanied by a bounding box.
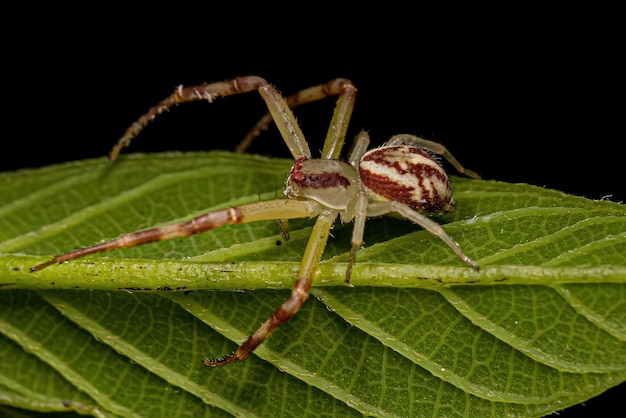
[359,145,453,213]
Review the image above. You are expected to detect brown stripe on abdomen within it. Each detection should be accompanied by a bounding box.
[359,145,453,213]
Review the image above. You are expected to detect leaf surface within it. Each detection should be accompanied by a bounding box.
[1,152,625,417]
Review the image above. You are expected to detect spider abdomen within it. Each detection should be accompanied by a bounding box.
[359,145,454,213]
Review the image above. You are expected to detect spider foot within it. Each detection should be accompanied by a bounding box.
[202,350,247,367]
[202,354,235,367]
[30,259,59,272]
[463,168,481,179]
[465,256,480,271]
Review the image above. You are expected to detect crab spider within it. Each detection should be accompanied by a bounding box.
[31,76,480,367]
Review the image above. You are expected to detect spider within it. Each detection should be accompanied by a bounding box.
[31,76,480,367]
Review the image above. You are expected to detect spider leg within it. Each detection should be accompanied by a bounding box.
[342,131,373,284]
[320,81,356,160]
[366,201,479,270]
[204,209,338,367]
[278,219,290,241]
[345,192,369,284]
[236,79,357,160]
[109,76,313,161]
[31,199,321,272]
[348,130,371,166]
[385,134,480,179]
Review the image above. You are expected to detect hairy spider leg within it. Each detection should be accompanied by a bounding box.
[367,201,479,270]
[30,200,321,272]
[109,76,313,161]
[203,80,358,366]
[386,134,480,179]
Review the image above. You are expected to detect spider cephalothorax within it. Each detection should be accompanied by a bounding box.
[31,76,479,367]
[287,157,360,213]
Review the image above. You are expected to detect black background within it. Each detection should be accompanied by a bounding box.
[4,5,623,417]
[5,27,624,204]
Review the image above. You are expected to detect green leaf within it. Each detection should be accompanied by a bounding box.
[1,151,625,417]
